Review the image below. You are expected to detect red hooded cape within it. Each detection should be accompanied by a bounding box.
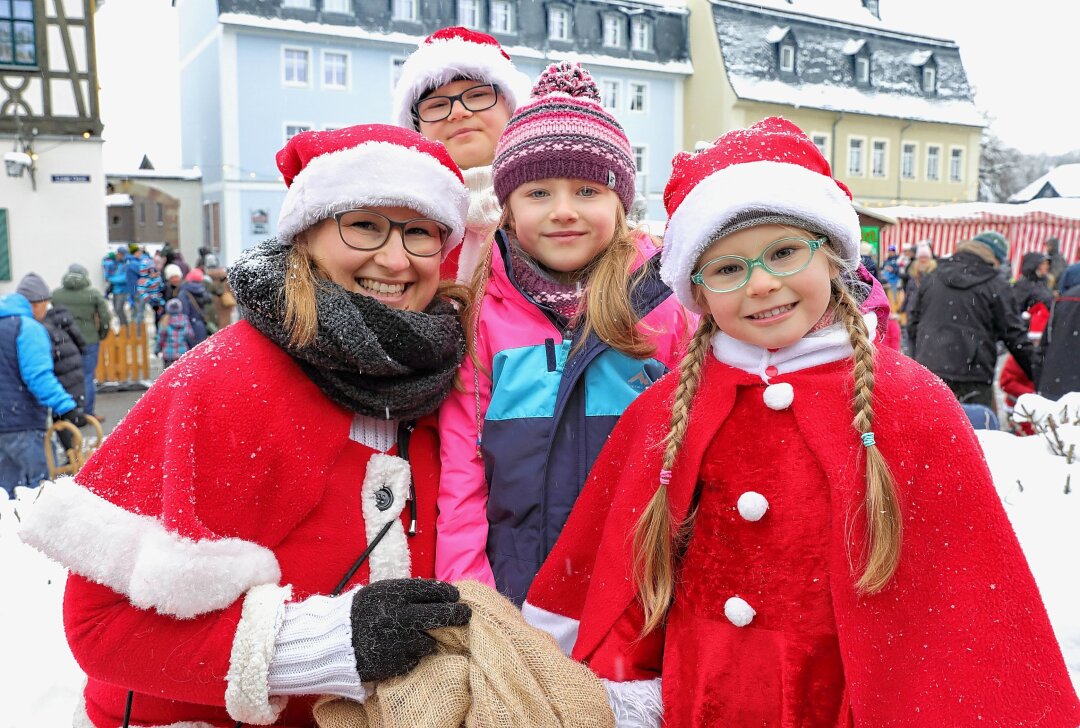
[527,349,1079,726]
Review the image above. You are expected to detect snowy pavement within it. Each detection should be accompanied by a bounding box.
[1,392,1078,725]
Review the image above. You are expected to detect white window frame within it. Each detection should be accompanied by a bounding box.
[628,81,648,113]
[901,141,917,180]
[458,0,481,29]
[871,138,888,178]
[156,202,164,225]
[926,144,941,182]
[548,6,570,41]
[321,49,349,91]
[281,0,313,8]
[138,202,145,225]
[600,79,620,112]
[392,0,418,22]
[282,46,312,87]
[922,65,936,93]
[949,145,965,183]
[284,122,314,143]
[602,14,623,48]
[847,136,866,177]
[490,0,514,34]
[632,144,648,194]
[855,55,869,83]
[811,132,830,161]
[779,43,795,72]
[631,17,652,52]
[390,56,407,92]
[322,0,352,13]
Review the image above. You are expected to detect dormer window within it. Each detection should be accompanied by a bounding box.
[910,50,937,95]
[548,5,571,42]
[922,65,936,93]
[631,17,653,52]
[843,39,870,86]
[602,14,623,48]
[766,26,797,75]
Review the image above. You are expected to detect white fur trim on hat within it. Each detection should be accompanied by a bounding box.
[391,37,532,129]
[18,477,281,619]
[276,141,469,255]
[661,160,861,313]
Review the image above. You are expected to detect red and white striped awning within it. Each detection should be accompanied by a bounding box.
[877,199,1080,275]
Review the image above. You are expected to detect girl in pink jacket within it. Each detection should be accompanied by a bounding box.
[436,62,692,604]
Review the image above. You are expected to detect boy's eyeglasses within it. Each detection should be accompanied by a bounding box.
[332,209,451,258]
[691,236,827,293]
[414,84,500,123]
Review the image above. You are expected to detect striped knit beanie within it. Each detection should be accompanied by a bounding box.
[492,61,636,211]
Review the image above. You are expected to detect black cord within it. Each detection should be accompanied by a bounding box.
[397,421,417,535]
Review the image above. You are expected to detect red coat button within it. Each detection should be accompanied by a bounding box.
[765,365,779,378]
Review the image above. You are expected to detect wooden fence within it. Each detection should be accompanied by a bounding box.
[95,323,150,383]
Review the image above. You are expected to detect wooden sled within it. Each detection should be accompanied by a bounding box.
[45,415,104,479]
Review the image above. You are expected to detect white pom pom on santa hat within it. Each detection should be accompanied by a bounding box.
[724,596,756,627]
[391,26,533,130]
[737,491,769,521]
[274,124,469,257]
[659,116,862,314]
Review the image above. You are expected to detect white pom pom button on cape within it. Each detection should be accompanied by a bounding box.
[737,491,769,521]
[763,382,794,410]
[724,596,756,627]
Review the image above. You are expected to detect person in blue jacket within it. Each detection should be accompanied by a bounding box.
[0,273,84,497]
[102,246,130,326]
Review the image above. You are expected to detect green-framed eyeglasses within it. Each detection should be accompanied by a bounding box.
[691,236,827,294]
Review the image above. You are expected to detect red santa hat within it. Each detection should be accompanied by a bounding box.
[275,123,469,256]
[391,26,532,130]
[660,116,862,313]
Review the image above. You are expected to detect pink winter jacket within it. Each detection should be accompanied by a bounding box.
[437,230,693,596]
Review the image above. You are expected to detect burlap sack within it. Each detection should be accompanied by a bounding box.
[313,581,614,728]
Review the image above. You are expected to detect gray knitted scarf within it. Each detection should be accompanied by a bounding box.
[229,239,465,421]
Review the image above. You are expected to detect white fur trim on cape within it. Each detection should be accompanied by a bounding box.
[710,313,877,382]
[361,454,412,582]
[276,141,470,254]
[522,600,580,657]
[75,700,217,728]
[661,160,862,313]
[391,37,532,129]
[18,478,281,619]
[225,583,292,724]
[604,678,663,728]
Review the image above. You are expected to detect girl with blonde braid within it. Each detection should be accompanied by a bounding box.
[523,117,1080,727]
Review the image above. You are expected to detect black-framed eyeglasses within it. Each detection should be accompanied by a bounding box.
[332,209,451,257]
[414,83,500,123]
[691,236,827,293]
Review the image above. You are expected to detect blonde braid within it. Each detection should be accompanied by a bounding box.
[634,315,716,634]
[833,281,902,593]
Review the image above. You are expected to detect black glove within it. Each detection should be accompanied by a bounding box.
[350,578,471,682]
[60,407,87,427]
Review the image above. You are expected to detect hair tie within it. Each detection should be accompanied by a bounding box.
[659,469,673,487]
[861,431,876,448]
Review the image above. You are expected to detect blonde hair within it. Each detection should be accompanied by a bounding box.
[464,204,655,367]
[633,242,901,635]
[283,237,470,350]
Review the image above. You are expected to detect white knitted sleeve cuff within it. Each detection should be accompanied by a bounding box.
[267,591,369,703]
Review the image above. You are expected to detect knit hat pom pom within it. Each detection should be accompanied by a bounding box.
[532,61,600,102]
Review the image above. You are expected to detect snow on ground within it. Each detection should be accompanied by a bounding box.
[1,393,1078,723]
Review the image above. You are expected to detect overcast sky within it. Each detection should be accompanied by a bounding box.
[94,0,1080,171]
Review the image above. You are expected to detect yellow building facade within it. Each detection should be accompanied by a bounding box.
[683,0,984,207]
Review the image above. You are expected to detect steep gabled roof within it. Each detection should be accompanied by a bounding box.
[1009,164,1080,203]
[712,0,984,127]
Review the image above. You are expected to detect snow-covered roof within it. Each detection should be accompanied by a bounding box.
[712,1,983,127]
[765,25,790,44]
[1009,164,1080,203]
[874,198,1080,222]
[218,13,694,75]
[712,0,954,44]
[105,193,133,207]
[106,168,202,181]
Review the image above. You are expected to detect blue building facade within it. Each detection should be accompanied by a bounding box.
[178,0,692,263]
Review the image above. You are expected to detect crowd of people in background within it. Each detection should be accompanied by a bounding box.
[1,244,237,496]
